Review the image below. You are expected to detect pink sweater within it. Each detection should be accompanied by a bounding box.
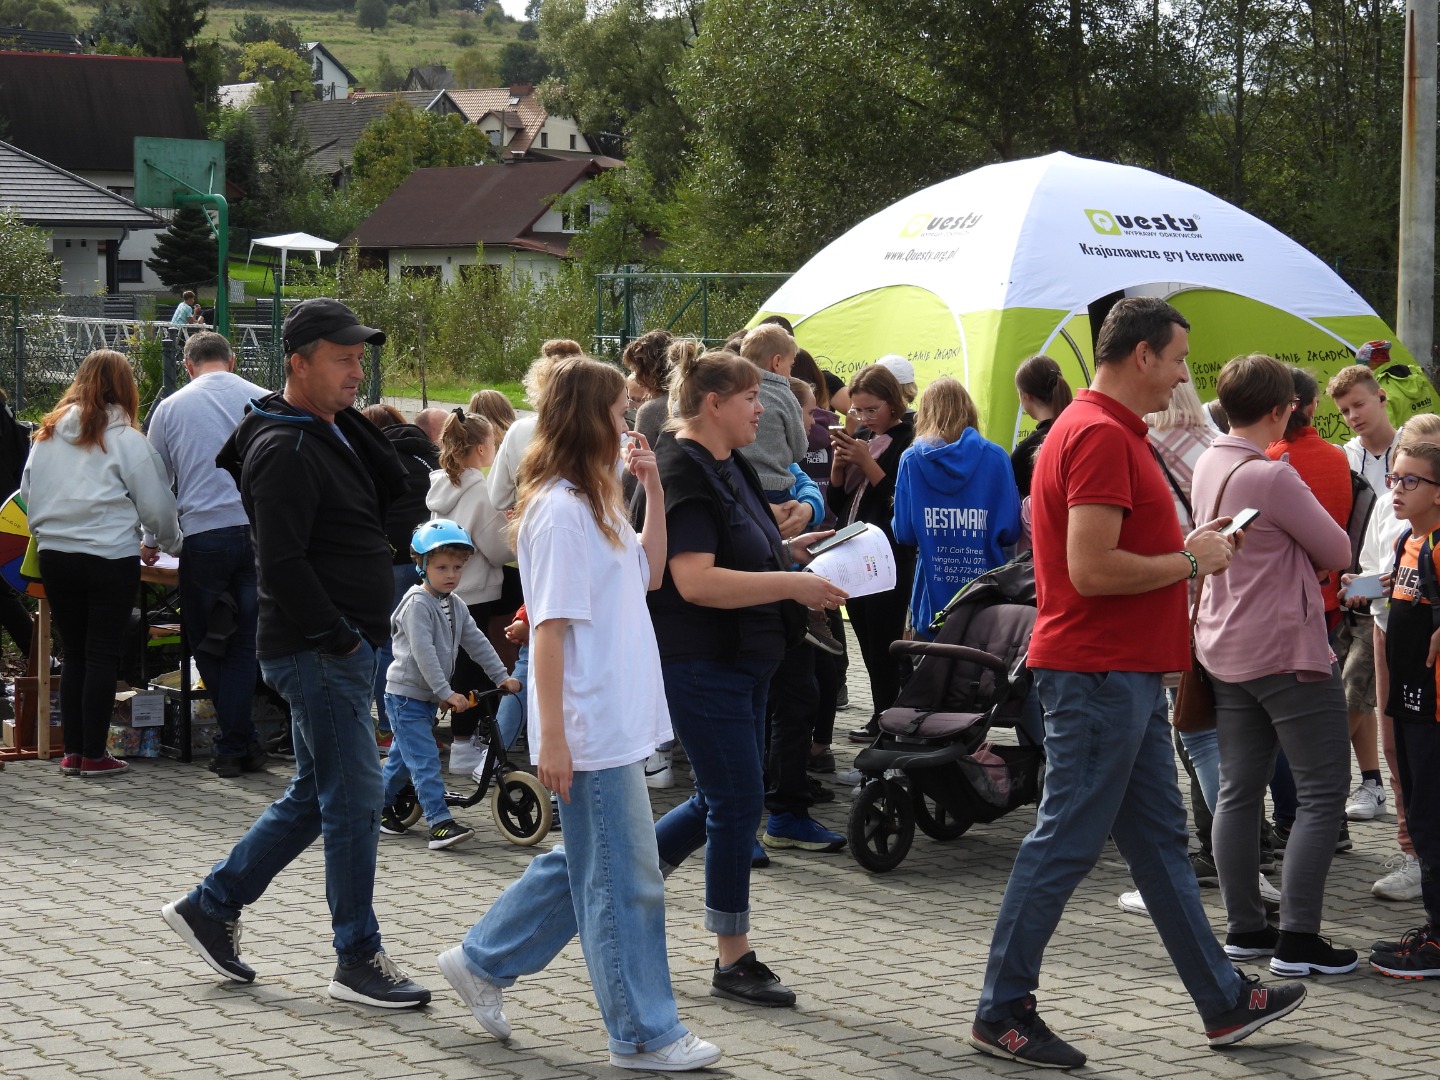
[1191,435,1351,683]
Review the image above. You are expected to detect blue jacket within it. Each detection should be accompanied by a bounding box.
[893,428,1021,634]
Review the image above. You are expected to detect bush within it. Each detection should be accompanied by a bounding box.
[451,29,476,46]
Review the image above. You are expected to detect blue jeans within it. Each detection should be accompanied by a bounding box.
[180,527,260,758]
[495,643,528,750]
[1179,727,1220,813]
[459,761,687,1055]
[192,643,384,965]
[654,656,777,936]
[382,693,449,824]
[977,669,1242,1024]
[373,563,418,734]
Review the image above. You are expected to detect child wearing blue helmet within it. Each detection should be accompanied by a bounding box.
[381,518,521,849]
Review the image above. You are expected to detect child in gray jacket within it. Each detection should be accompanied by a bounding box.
[381,519,520,850]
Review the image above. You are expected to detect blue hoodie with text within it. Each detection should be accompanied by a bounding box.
[892,427,1022,635]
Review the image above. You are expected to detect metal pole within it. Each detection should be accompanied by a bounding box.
[1397,0,1436,371]
[174,192,230,338]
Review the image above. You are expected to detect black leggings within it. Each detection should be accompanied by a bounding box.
[39,550,138,758]
[846,585,909,724]
[0,580,33,657]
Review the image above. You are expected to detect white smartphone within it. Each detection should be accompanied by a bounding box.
[1345,572,1385,600]
[1220,508,1260,537]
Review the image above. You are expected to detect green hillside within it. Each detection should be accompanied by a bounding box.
[65,2,522,90]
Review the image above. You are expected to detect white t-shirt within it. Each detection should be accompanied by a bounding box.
[517,478,671,771]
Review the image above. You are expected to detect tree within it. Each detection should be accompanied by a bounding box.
[239,40,314,111]
[453,46,497,88]
[146,207,219,291]
[356,0,388,34]
[373,52,405,92]
[87,0,140,47]
[230,13,303,53]
[499,41,549,85]
[0,209,61,299]
[550,165,664,276]
[0,0,78,33]
[134,0,211,108]
[349,103,496,211]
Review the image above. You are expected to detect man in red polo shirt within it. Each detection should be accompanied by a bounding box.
[968,298,1306,1070]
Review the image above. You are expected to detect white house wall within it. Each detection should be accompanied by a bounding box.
[74,168,169,294]
[386,247,563,285]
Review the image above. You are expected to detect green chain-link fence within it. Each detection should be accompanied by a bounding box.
[593,272,791,358]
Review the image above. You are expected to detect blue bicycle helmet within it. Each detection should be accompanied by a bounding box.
[412,518,475,556]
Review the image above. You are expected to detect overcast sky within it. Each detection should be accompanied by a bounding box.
[497,1,530,18]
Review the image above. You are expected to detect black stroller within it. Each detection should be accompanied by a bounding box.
[847,553,1045,872]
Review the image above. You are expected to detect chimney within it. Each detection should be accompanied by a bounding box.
[290,89,302,105]
[509,83,534,98]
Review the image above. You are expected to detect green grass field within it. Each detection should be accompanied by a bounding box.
[66,2,520,90]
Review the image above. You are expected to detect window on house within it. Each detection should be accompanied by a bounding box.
[561,204,593,233]
[117,261,143,283]
[400,264,441,279]
[486,129,501,146]
[569,134,577,150]
[540,131,548,148]
[458,263,501,295]
[107,186,135,199]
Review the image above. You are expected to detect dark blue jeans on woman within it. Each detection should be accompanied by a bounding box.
[38,549,139,759]
[654,655,778,936]
[179,526,259,758]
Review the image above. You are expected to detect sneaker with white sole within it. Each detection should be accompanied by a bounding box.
[1258,872,1281,911]
[611,1032,721,1072]
[447,738,483,777]
[1373,853,1423,901]
[1224,924,1279,961]
[329,950,431,1008]
[644,748,675,789]
[1345,779,1386,821]
[436,946,511,1039]
[1118,889,1148,916]
[160,896,255,983]
[469,748,490,785]
[428,819,474,850]
[1268,932,1358,976]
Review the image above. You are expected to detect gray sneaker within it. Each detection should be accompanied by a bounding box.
[329,950,431,1008]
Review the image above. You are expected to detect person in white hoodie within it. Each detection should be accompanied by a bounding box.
[21,349,181,778]
[426,409,513,775]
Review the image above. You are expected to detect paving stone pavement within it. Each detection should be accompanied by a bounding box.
[3,668,1438,1079]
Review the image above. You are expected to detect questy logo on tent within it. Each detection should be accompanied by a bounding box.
[1085,208,1200,236]
[900,211,983,239]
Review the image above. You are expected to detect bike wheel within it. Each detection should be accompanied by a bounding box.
[491,770,553,846]
[911,787,972,840]
[847,778,914,873]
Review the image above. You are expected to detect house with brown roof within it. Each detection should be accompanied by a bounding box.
[0,140,162,294]
[0,51,202,293]
[447,85,595,161]
[343,158,620,283]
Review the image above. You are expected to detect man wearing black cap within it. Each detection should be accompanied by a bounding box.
[161,299,430,1008]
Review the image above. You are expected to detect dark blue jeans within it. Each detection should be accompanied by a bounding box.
[372,563,418,735]
[654,656,777,936]
[193,643,384,964]
[180,526,259,757]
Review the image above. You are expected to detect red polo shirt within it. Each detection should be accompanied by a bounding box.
[1027,389,1190,673]
[1265,426,1352,612]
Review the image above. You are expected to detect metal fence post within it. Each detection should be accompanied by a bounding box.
[15,325,25,413]
[367,341,382,405]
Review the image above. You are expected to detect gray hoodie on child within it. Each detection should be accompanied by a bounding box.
[385,584,509,703]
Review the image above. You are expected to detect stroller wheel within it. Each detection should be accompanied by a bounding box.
[911,788,972,841]
[847,778,914,873]
[393,786,423,828]
[491,770,553,846]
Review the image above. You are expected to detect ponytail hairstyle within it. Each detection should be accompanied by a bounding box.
[621,329,674,398]
[668,346,761,430]
[467,388,517,436]
[35,348,140,451]
[1014,354,1073,415]
[513,358,628,548]
[438,409,493,485]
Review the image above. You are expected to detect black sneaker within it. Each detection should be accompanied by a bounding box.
[207,755,243,779]
[329,950,431,1008]
[1269,931,1359,976]
[1335,822,1353,853]
[711,951,796,1007]
[161,896,255,983]
[969,994,1086,1069]
[1191,849,1219,886]
[241,741,269,772]
[379,806,409,836]
[804,608,845,656]
[1271,820,1291,854]
[1203,973,1305,1047]
[1370,926,1440,979]
[807,776,835,804]
[1224,925,1280,961]
[847,721,878,745]
[428,819,474,850]
[807,748,836,774]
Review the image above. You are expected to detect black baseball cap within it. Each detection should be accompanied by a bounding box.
[281,298,386,354]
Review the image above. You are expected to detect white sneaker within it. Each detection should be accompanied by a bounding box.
[611,1032,721,1072]
[436,946,511,1040]
[1373,853,1423,901]
[447,738,483,777]
[469,748,490,785]
[1345,779,1386,820]
[1258,873,1281,905]
[1118,889,1148,916]
[644,748,675,789]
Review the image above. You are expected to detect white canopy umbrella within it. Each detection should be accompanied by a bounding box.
[247,231,339,284]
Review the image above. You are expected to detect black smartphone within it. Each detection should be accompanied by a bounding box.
[806,521,867,556]
[1220,508,1260,536]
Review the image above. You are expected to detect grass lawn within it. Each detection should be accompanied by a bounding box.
[381,379,526,410]
[65,2,520,89]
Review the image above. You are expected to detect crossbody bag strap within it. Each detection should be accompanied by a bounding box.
[1188,453,1265,632]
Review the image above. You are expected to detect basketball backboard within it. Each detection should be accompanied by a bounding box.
[134,137,225,210]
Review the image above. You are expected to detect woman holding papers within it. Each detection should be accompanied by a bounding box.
[640,347,845,1008]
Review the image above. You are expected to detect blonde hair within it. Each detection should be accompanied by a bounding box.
[668,348,760,428]
[1399,413,1440,447]
[787,376,815,407]
[1327,364,1381,400]
[521,351,580,408]
[1395,440,1440,482]
[35,349,140,451]
[513,358,628,548]
[467,388,516,435]
[739,323,795,369]
[1144,379,1209,431]
[913,377,978,444]
[438,410,493,485]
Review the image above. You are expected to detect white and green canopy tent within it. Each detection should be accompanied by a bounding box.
[753,152,1411,447]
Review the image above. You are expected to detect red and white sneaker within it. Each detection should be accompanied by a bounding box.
[59,753,82,776]
[80,754,129,779]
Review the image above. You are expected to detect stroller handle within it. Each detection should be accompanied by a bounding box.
[888,640,1008,672]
